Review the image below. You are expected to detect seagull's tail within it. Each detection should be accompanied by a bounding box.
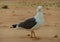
[10,24,18,28]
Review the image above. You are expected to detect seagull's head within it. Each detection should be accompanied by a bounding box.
[37,6,42,12]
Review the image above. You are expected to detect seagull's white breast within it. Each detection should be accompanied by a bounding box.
[31,12,44,30]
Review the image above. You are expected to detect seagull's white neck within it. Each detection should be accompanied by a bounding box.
[34,9,44,26]
[34,10,44,19]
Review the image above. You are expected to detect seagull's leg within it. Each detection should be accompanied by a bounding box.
[31,31,34,38]
[32,31,36,38]
[31,30,40,39]
[31,30,36,38]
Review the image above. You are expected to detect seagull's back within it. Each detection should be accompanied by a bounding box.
[18,17,37,29]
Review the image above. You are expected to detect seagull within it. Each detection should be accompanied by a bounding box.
[10,6,44,38]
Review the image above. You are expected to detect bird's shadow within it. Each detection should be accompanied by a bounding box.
[18,35,57,41]
[18,35,41,41]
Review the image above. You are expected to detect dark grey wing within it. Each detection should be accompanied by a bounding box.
[18,17,37,29]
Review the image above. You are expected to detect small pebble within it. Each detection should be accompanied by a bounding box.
[27,34,30,36]
[2,5,8,9]
[54,35,58,38]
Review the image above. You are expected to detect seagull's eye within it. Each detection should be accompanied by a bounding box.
[39,9,41,11]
